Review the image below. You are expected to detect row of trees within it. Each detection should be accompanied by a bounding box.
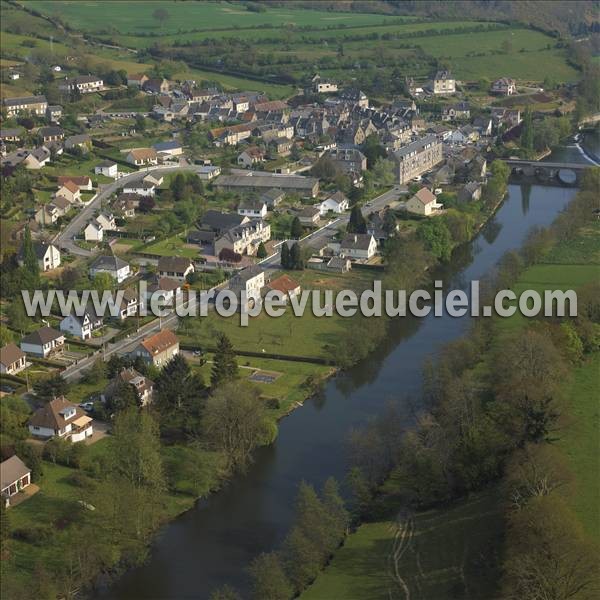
[212,479,349,600]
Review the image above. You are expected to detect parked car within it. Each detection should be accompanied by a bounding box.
[79,402,94,412]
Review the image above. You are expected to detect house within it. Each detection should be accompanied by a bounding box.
[23,147,51,169]
[89,255,130,283]
[122,181,156,197]
[20,326,65,357]
[101,367,154,407]
[406,187,443,216]
[229,266,265,310]
[95,212,117,231]
[64,134,92,152]
[46,105,62,122]
[441,102,470,121]
[55,181,81,204]
[59,75,104,94]
[143,173,163,187]
[261,188,285,208]
[114,195,136,218]
[216,173,319,198]
[127,73,149,88]
[0,128,23,143]
[34,203,60,226]
[95,160,118,178]
[133,330,179,368]
[143,78,170,94]
[327,148,367,173]
[57,175,93,191]
[18,242,61,271]
[0,343,27,375]
[313,78,338,94]
[28,396,93,442]
[458,181,483,203]
[209,123,255,146]
[59,305,103,340]
[201,209,249,234]
[3,95,48,117]
[340,234,378,260]
[391,135,443,184]
[490,107,522,131]
[491,77,516,96]
[297,205,321,227]
[326,256,351,273]
[153,140,183,157]
[238,198,268,219]
[145,276,181,306]
[196,165,221,180]
[238,146,266,168]
[214,220,271,257]
[84,221,103,242]
[1,455,31,507]
[433,70,456,95]
[269,138,292,157]
[473,116,493,137]
[115,289,140,321]
[157,257,194,281]
[339,88,369,108]
[317,190,349,215]
[126,148,158,166]
[265,274,301,301]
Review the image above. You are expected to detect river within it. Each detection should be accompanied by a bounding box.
[98,141,596,599]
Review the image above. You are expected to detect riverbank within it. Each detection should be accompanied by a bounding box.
[301,196,600,599]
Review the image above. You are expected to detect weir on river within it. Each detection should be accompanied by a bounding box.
[97,138,597,599]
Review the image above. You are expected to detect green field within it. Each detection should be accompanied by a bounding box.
[179,269,376,360]
[301,488,503,600]
[26,1,405,34]
[557,353,600,542]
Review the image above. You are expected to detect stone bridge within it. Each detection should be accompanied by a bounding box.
[502,159,592,186]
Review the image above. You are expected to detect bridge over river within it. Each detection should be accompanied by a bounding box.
[502,158,592,186]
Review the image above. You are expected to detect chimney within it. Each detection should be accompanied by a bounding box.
[354,235,358,243]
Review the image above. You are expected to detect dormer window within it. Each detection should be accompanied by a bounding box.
[61,407,76,420]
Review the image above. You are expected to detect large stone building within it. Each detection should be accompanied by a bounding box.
[3,95,48,117]
[391,135,443,184]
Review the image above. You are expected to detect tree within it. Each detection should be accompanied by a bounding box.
[211,333,238,388]
[135,114,147,132]
[171,173,187,201]
[371,158,395,186]
[155,353,205,437]
[281,527,321,593]
[280,242,291,269]
[347,205,367,234]
[21,224,40,289]
[290,242,304,270]
[361,133,387,169]
[417,219,453,262]
[247,552,293,600]
[503,496,599,600]
[202,380,270,472]
[210,585,242,600]
[256,241,267,259]
[6,300,30,335]
[520,107,534,153]
[152,7,170,29]
[0,501,10,557]
[110,408,165,493]
[290,216,302,239]
[108,379,139,413]
[139,195,155,213]
[33,374,68,401]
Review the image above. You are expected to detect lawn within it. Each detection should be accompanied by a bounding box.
[179,269,377,360]
[142,235,202,259]
[302,488,504,600]
[191,353,332,416]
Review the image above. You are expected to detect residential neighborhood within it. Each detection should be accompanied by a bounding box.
[0,2,597,600]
